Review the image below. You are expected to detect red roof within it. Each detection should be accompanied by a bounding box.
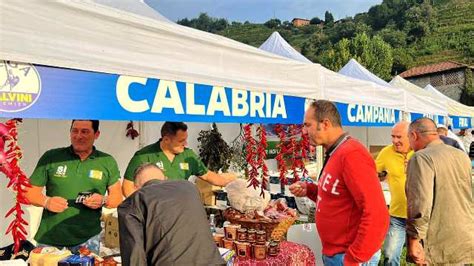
[400,61,468,78]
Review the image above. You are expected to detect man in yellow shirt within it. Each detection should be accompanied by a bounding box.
[375,121,414,266]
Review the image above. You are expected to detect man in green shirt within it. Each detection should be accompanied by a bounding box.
[25,120,122,254]
[122,122,235,197]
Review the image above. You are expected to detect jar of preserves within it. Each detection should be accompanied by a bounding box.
[237,228,247,242]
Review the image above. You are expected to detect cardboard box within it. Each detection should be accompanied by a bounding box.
[103,214,120,249]
[195,178,221,205]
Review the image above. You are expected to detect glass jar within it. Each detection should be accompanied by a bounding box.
[256,230,266,244]
[268,242,279,257]
[247,229,256,243]
[253,244,267,260]
[237,228,247,242]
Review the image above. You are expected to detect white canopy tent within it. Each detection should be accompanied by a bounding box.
[425,84,474,118]
[340,59,447,116]
[389,76,448,116]
[259,32,312,63]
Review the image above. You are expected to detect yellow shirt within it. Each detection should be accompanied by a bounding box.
[375,145,414,218]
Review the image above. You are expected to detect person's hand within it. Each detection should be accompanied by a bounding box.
[408,238,426,265]
[289,181,308,197]
[44,196,68,213]
[83,193,105,209]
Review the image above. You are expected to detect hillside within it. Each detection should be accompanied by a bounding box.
[413,0,474,65]
[180,0,473,75]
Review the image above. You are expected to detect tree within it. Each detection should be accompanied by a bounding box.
[324,11,334,26]
[320,33,393,80]
[310,17,323,25]
[461,69,474,106]
[264,18,281,29]
[378,27,407,48]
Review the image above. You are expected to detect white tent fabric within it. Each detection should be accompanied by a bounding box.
[0,0,408,111]
[339,59,447,116]
[94,0,173,22]
[389,76,448,116]
[259,32,312,63]
[425,84,474,117]
[339,59,391,87]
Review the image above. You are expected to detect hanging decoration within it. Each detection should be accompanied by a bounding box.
[125,121,139,140]
[256,124,269,197]
[274,124,310,184]
[244,124,270,197]
[244,124,259,189]
[0,119,30,254]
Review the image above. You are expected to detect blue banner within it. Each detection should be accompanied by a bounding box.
[409,112,445,125]
[0,61,304,124]
[449,116,472,129]
[336,103,402,127]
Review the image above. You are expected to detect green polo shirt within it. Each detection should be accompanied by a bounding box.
[29,146,120,247]
[124,141,208,181]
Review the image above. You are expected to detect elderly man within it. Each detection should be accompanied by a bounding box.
[375,121,413,266]
[406,118,473,264]
[436,124,464,151]
[118,163,224,266]
[25,120,122,254]
[289,100,389,265]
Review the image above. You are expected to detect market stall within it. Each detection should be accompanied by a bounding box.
[0,0,452,265]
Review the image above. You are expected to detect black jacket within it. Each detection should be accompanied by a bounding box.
[118,180,224,266]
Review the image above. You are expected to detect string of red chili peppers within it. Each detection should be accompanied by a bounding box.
[0,119,30,254]
[274,124,310,184]
[244,124,259,189]
[256,124,268,197]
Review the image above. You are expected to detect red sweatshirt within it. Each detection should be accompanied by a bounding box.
[306,138,389,264]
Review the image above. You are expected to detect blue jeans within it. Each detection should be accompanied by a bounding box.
[383,216,406,266]
[322,250,381,266]
[37,233,100,254]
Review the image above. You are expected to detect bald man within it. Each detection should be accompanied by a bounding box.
[118,163,224,265]
[406,118,473,265]
[375,121,414,266]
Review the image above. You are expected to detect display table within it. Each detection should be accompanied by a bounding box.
[234,241,315,266]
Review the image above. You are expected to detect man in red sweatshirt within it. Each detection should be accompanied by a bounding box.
[290,100,389,265]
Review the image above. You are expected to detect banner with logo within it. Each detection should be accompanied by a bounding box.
[0,61,305,124]
[408,112,445,125]
[448,116,472,129]
[336,103,403,127]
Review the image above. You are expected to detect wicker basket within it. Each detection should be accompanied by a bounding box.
[223,208,280,240]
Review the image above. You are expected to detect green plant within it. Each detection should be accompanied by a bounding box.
[197,123,232,172]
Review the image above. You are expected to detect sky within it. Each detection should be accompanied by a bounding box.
[146,0,383,23]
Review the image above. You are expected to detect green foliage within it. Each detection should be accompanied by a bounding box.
[324,11,334,26]
[320,33,393,80]
[461,69,474,105]
[310,17,323,25]
[197,123,232,172]
[264,19,281,29]
[177,13,228,33]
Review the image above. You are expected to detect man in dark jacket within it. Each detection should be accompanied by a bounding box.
[118,163,224,266]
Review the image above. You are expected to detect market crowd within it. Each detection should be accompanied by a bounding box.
[19,100,473,265]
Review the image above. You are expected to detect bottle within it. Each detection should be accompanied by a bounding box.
[209,214,216,234]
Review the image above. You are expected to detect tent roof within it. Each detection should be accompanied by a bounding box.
[338,59,390,87]
[389,76,447,115]
[0,0,408,111]
[259,32,312,63]
[339,59,447,116]
[93,0,172,23]
[425,84,474,117]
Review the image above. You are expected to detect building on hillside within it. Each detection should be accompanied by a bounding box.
[291,18,310,27]
[400,61,474,102]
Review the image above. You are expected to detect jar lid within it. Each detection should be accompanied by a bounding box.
[237,228,247,232]
[248,229,256,233]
